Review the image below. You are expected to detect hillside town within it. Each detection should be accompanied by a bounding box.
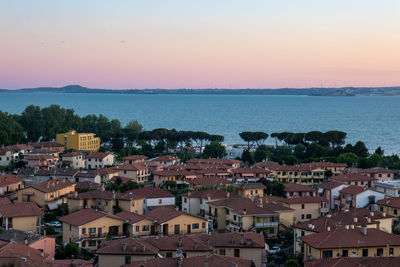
[0,130,399,267]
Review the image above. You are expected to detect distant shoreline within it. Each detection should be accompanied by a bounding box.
[1,85,400,96]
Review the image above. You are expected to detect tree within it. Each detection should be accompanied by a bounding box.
[337,152,359,167]
[305,131,324,144]
[284,259,301,267]
[123,120,142,147]
[0,111,24,145]
[324,130,347,148]
[18,105,43,141]
[203,142,226,158]
[239,131,268,149]
[353,141,369,158]
[241,150,254,165]
[375,147,384,156]
[254,145,269,162]
[266,181,284,197]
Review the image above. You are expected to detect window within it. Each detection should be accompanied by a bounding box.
[82,241,86,247]
[159,199,162,204]
[390,248,394,255]
[301,204,305,209]
[322,250,332,258]
[301,214,305,220]
[82,228,86,234]
[362,249,368,257]
[142,225,149,231]
[184,198,187,203]
[226,209,230,215]
[306,214,312,219]
[380,206,384,212]
[395,209,398,215]
[202,222,206,228]
[166,252,173,258]
[192,223,199,229]
[89,228,96,234]
[88,240,97,247]
[342,250,348,257]
[301,231,305,236]
[377,248,383,256]
[269,228,274,234]
[234,249,240,257]
[124,255,130,264]
[136,226,140,232]
[200,199,203,204]
[219,249,226,255]
[233,215,237,221]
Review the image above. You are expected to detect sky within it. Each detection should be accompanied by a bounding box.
[1,0,400,89]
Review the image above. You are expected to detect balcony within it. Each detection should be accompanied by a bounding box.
[229,221,243,229]
[255,222,278,227]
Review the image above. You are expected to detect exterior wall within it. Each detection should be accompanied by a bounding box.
[355,190,385,208]
[272,169,326,185]
[329,185,348,210]
[12,216,39,232]
[238,188,264,199]
[63,156,85,169]
[215,247,263,267]
[277,210,294,227]
[56,131,100,151]
[98,254,155,267]
[294,228,315,254]
[17,187,46,206]
[160,214,207,235]
[30,237,56,260]
[371,172,394,182]
[377,218,393,233]
[0,182,23,195]
[0,151,18,166]
[379,204,400,219]
[86,155,114,169]
[182,197,200,215]
[285,191,316,198]
[62,222,80,244]
[130,219,154,236]
[289,203,322,223]
[146,197,175,208]
[118,199,144,215]
[68,199,84,212]
[76,175,101,184]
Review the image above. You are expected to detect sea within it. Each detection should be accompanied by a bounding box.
[1,93,399,155]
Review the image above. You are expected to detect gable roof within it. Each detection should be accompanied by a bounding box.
[339,185,366,195]
[145,235,212,252]
[59,209,127,226]
[122,155,148,161]
[209,198,278,215]
[126,187,174,199]
[317,180,345,190]
[145,206,206,223]
[197,232,265,248]
[186,177,232,186]
[284,183,316,192]
[86,152,112,159]
[377,197,400,209]
[182,189,239,200]
[29,178,75,193]
[116,211,153,224]
[0,202,43,218]
[69,189,143,201]
[332,174,377,182]
[96,238,159,255]
[0,174,22,187]
[305,257,400,267]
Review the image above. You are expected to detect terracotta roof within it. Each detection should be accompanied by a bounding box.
[339,185,366,195]
[0,242,48,266]
[317,180,345,190]
[69,189,143,201]
[116,211,153,224]
[75,181,101,191]
[151,155,180,162]
[293,208,392,233]
[89,167,119,175]
[145,235,212,252]
[126,187,174,199]
[127,254,252,267]
[0,229,44,245]
[360,167,395,174]
[35,168,78,177]
[61,152,84,157]
[59,209,127,226]
[110,176,131,183]
[209,198,278,215]
[30,178,75,193]
[145,206,205,223]
[271,164,325,172]
[301,162,347,168]
[96,238,159,255]
[197,232,265,248]
[186,177,232,186]
[187,158,240,165]
[25,154,57,160]
[115,163,147,171]
[182,189,239,200]
[0,198,11,205]
[305,257,400,267]
[0,174,22,187]
[122,155,148,161]
[284,183,316,192]
[332,174,377,182]
[86,152,112,159]
[0,202,43,218]
[301,228,400,249]
[75,172,100,179]
[232,167,269,174]
[232,183,265,190]
[255,161,281,169]
[377,197,400,209]
[278,196,326,205]
[29,141,64,148]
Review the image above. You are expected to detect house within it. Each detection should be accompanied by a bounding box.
[74,172,101,184]
[144,206,208,235]
[339,185,385,210]
[85,152,114,169]
[17,178,76,210]
[52,259,94,267]
[56,130,100,151]
[0,229,55,260]
[293,208,393,254]
[0,174,23,195]
[377,197,400,219]
[331,173,376,188]
[151,155,180,167]
[25,154,59,170]
[187,158,241,169]
[0,147,19,167]
[0,242,50,266]
[61,152,85,169]
[126,187,175,212]
[114,163,150,183]
[75,181,101,192]
[126,254,253,267]
[301,162,347,175]
[198,232,266,267]
[33,168,79,184]
[316,180,348,210]
[116,211,156,237]
[284,183,317,198]
[208,198,279,237]
[0,201,43,233]
[231,167,269,182]
[153,170,183,187]
[305,257,400,267]
[122,155,148,164]
[301,227,400,261]
[374,180,400,197]
[232,183,265,200]
[269,165,326,185]
[68,189,145,214]
[89,167,119,183]
[265,196,327,223]
[59,209,128,250]
[182,189,239,216]
[29,141,65,153]
[360,167,395,181]
[186,177,232,190]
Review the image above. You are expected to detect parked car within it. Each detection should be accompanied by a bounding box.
[46,221,62,228]
[268,246,281,254]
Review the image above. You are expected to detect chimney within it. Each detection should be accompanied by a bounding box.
[194,241,198,250]
[326,214,331,218]
[361,226,367,235]
[227,192,230,198]
[367,218,371,223]
[243,209,247,215]
[122,242,127,252]
[326,226,331,231]
[112,190,116,199]
[383,212,386,217]
[350,225,355,229]
[370,211,374,217]
[24,238,28,245]
[188,191,191,197]
[354,217,358,223]
[74,191,78,198]
[231,235,234,244]
[44,230,46,237]
[246,238,252,246]
[345,225,349,229]
[100,184,105,192]
[178,237,182,248]
[240,234,245,245]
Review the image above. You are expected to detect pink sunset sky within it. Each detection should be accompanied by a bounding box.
[1,0,400,89]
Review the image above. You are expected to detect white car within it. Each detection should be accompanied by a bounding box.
[268,246,281,254]
[46,221,62,228]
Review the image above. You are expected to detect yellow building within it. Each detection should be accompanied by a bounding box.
[59,209,128,250]
[0,202,43,233]
[56,130,100,151]
[301,228,400,261]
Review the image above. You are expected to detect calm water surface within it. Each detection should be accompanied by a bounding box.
[1,93,399,154]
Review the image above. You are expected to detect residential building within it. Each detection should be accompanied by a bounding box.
[116,211,156,237]
[75,181,101,192]
[61,152,85,169]
[56,130,100,151]
[233,183,265,199]
[59,209,128,250]
[52,259,94,267]
[0,229,55,260]
[317,181,348,210]
[231,167,269,182]
[29,141,65,153]
[0,147,19,167]
[187,158,241,169]
[85,152,114,169]
[114,163,150,183]
[301,228,400,261]
[374,180,400,197]
[74,172,101,183]
[0,174,23,195]
[0,242,50,266]
[17,178,76,210]
[301,162,347,175]
[293,208,393,254]
[186,177,232,190]
[377,197,400,218]
[33,168,79,184]
[25,154,59,170]
[89,167,119,183]
[68,189,145,214]
[339,185,385,210]
[122,155,148,164]
[125,187,175,212]
[360,167,395,181]
[284,183,317,198]
[331,173,376,188]
[305,257,400,267]
[144,206,208,235]
[151,155,180,167]
[0,201,43,233]
[269,165,326,185]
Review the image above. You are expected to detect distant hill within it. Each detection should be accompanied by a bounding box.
[1,85,400,96]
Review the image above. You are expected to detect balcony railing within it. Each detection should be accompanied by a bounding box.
[255,222,278,227]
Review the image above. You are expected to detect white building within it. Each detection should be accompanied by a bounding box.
[374,180,400,197]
